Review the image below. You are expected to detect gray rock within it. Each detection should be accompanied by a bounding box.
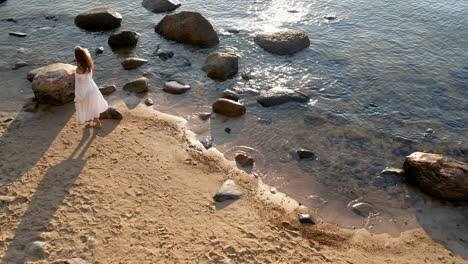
[212,98,246,117]
[221,90,239,101]
[214,180,242,202]
[157,50,174,61]
[145,98,154,106]
[99,85,116,95]
[9,31,27,37]
[403,152,468,200]
[235,153,254,167]
[227,29,240,34]
[26,241,47,257]
[297,149,316,159]
[255,29,310,55]
[95,47,104,54]
[298,214,315,224]
[155,11,219,48]
[257,88,309,107]
[198,112,212,121]
[200,136,213,150]
[241,71,252,80]
[142,0,181,13]
[99,107,122,120]
[3,117,13,123]
[323,14,337,20]
[202,52,238,80]
[75,8,122,30]
[22,100,39,112]
[121,57,147,69]
[108,30,139,48]
[381,167,404,176]
[27,66,45,81]
[123,77,148,93]
[224,127,231,133]
[349,202,375,217]
[12,60,28,70]
[163,81,190,94]
[66,258,86,264]
[17,48,28,54]
[32,63,76,105]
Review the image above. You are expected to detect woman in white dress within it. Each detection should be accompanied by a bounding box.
[74,46,108,128]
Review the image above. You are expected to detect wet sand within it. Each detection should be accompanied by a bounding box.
[0,102,465,264]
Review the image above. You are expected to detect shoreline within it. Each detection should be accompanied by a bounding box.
[0,102,465,263]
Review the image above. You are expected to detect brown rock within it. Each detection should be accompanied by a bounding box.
[202,52,238,80]
[163,81,190,94]
[155,11,219,48]
[212,98,246,117]
[75,8,122,30]
[142,0,181,13]
[403,152,468,200]
[235,153,254,167]
[31,63,76,105]
[99,85,116,95]
[255,29,310,55]
[123,77,148,93]
[99,107,123,120]
[121,57,147,69]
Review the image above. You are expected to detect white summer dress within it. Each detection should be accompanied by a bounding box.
[74,71,108,123]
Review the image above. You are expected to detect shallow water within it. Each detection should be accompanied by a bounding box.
[1,0,467,255]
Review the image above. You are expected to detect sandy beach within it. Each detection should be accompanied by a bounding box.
[0,102,465,264]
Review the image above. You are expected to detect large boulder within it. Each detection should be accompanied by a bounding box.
[27,66,46,81]
[155,11,219,48]
[255,29,310,55]
[123,77,149,93]
[212,98,246,117]
[257,88,309,107]
[142,0,181,13]
[108,31,139,48]
[31,63,76,105]
[202,52,238,80]
[403,152,468,201]
[75,8,122,30]
[121,57,147,69]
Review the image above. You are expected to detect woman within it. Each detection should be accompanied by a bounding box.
[74,46,108,128]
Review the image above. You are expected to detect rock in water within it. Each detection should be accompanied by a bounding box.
[108,31,139,48]
[142,0,181,13]
[121,57,147,69]
[75,8,122,30]
[297,149,316,159]
[221,90,239,101]
[155,11,219,48]
[254,29,310,55]
[95,47,104,54]
[123,77,149,93]
[257,88,309,107]
[198,112,212,121]
[235,153,254,167]
[298,214,315,224]
[163,81,191,94]
[202,52,238,80]
[31,63,76,105]
[100,108,122,120]
[214,180,242,202]
[349,202,375,217]
[212,98,246,117]
[99,85,116,95]
[145,98,154,106]
[200,136,213,149]
[403,152,468,200]
[9,31,27,37]
[12,60,28,70]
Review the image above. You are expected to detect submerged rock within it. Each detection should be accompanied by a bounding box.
[95,47,104,54]
[99,85,116,95]
[157,50,174,61]
[202,52,238,80]
[9,31,27,37]
[235,153,254,167]
[221,90,239,101]
[297,149,316,159]
[214,180,242,202]
[108,30,139,48]
[75,8,122,30]
[123,77,148,93]
[31,63,76,105]
[255,29,310,55]
[349,202,375,217]
[200,136,213,150]
[99,107,122,120]
[198,112,212,121]
[142,0,181,13]
[403,152,468,200]
[257,88,309,107]
[155,11,219,48]
[163,81,190,94]
[212,98,246,117]
[121,57,147,69]
[13,60,28,70]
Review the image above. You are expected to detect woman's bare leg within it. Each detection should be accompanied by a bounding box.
[93,117,102,128]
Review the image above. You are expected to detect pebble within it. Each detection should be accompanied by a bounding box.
[17,48,28,54]
[45,15,58,21]
[157,50,174,61]
[369,102,378,107]
[235,153,254,167]
[241,71,252,80]
[26,241,47,257]
[224,127,231,133]
[12,61,28,70]
[6,18,17,23]
[297,149,316,159]
[95,47,104,54]
[200,136,213,150]
[197,112,212,121]
[298,214,316,224]
[145,98,154,106]
[384,242,392,249]
[227,29,240,34]
[350,202,375,217]
[3,117,13,123]
[9,31,27,37]
[323,15,337,20]
[213,180,243,202]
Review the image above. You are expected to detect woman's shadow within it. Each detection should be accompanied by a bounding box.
[2,126,101,263]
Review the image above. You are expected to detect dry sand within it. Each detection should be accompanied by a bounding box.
[0,102,466,264]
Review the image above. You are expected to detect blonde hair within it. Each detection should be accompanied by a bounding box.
[74,46,94,73]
